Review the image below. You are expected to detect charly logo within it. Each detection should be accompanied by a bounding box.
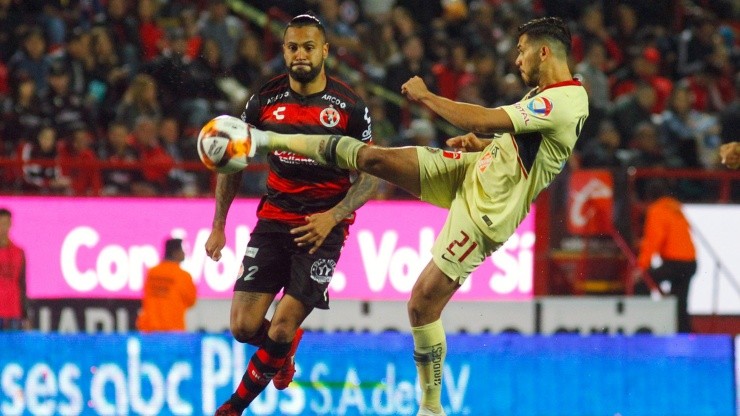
[526,96,553,116]
[310,258,336,284]
[320,107,340,128]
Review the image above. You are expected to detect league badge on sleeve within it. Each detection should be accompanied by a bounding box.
[526,96,553,116]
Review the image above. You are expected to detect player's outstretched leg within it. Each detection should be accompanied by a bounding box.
[412,319,447,416]
[272,327,304,389]
[250,128,364,170]
[214,336,292,415]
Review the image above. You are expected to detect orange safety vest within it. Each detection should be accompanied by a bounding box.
[137,261,196,332]
[637,196,696,270]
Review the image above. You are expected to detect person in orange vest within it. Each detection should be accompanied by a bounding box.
[137,238,196,332]
[0,208,28,331]
[634,179,697,333]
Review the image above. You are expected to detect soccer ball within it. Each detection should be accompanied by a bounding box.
[197,115,252,174]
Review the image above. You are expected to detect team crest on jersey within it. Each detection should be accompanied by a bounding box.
[320,107,341,127]
[478,151,493,173]
[310,259,336,284]
[526,97,553,116]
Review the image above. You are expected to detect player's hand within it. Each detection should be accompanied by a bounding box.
[291,212,338,254]
[446,133,486,152]
[205,228,226,261]
[401,76,431,102]
[719,142,740,169]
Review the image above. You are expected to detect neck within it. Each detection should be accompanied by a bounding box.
[289,72,327,96]
[538,62,573,91]
[0,236,8,247]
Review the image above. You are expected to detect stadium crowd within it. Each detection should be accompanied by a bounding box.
[0,0,737,198]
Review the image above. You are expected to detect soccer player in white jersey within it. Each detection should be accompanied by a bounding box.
[246,16,588,416]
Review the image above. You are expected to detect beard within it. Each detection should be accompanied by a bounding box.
[522,65,540,88]
[288,61,323,84]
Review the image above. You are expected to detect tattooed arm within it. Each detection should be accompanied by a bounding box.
[291,171,379,254]
[205,172,243,261]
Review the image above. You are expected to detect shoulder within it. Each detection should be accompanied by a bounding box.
[255,74,290,97]
[326,76,362,106]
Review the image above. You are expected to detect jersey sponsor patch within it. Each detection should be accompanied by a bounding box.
[245,247,259,258]
[526,96,553,116]
[442,150,462,159]
[320,107,341,127]
[310,258,336,284]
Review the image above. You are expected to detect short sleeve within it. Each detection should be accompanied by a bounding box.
[241,94,261,127]
[346,100,373,144]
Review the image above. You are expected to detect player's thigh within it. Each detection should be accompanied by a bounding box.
[417,147,476,209]
[284,226,345,310]
[229,291,275,333]
[431,196,499,283]
[358,146,422,196]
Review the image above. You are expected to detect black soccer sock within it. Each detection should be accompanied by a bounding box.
[229,336,292,411]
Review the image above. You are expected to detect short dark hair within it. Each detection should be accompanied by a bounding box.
[285,13,325,39]
[0,208,10,218]
[518,17,572,53]
[164,238,183,259]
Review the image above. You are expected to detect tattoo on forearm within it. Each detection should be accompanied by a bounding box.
[333,173,379,222]
[214,173,242,226]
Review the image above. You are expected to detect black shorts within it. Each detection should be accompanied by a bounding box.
[234,219,347,309]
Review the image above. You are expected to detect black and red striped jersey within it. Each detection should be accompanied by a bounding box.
[241,73,372,224]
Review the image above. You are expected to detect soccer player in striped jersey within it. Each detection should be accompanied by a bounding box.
[207,14,378,416]
[247,17,588,415]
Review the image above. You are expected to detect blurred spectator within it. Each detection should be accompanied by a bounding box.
[198,0,245,68]
[623,121,679,168]
[97,121,143,196]
[7,27,50,93]
[394,117,438,148]
[0,207,28,331]
[579,120,622,169]
[432,40,474,101]
[612,46,673,114]
[60,126,102,196]
[136,238,196,332]
[59,27,94,98]
[89,27,130,127]
[185,38,231,126]
[20,124,72,194]
[317,0,362,60]
[141,28,191,120]
[661,82,722,168]
[676,13,720,77]
[571,5,623,72]
[179,6,203,61]
[132,115,174,195]
[471,50,501,107]
[719,75,740,145]
[159,116,198,196]
[575,40,611,112]
[96,0,140,71]
[1,74,44,155]
[384,34,437,127]
[114,73,161,130]
[681,62,735,113]
[633,179,697,333]
[39,60,94,141]
[611,4,640,63]
[230,30,264,94]
[0,0,23,63]
[358,20,399,83]
[610,82,657,146]
[137,0,165,63]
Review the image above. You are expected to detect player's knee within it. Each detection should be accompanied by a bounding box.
[268,319,297,344]
[230,320,259,344]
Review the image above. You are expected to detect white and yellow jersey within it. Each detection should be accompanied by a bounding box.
[465,79,589,243]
